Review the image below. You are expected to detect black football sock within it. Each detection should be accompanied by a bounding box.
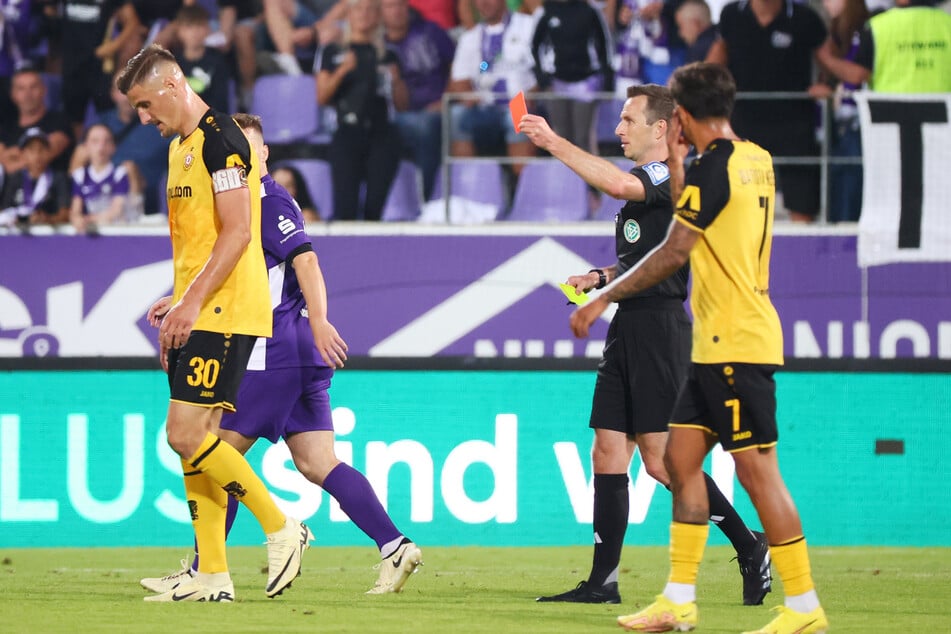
[588,473,629,587]
[704,471,758,557]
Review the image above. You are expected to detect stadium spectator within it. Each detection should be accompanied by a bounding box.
[215,0,264,110]
[819,0,951,93]
[272,164,321,220]
[707,0,829,223]
[809,0,868,223]
[91,79,172,215]
[57,0,127,141]
[68,123,142,234]
[152,1,262,111]
[522,86,770,608]
[675,0,717,63]
[130,0,188,51]
[531,0,613,152]
[410,0,459,30]
[0,66,73,173]
[447,0,538,179]
[259,0,347,75]
[383,0,455,200]
[141,112,423,598]
[173,4,234,113]
[85,2,150,78]
[0,0,32,129]
[614,0,686,90]
[316,0,407,220]
[0,128,71,229]
[116,43,310,603]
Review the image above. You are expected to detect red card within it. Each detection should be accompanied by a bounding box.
[509,91,528,132]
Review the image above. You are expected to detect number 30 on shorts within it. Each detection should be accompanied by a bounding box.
[186,357,221,389]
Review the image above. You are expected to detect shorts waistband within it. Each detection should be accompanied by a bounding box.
[616,297,685,312]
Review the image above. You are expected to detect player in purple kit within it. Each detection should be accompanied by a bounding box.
[382,0,455,200]
[142,112,423,596]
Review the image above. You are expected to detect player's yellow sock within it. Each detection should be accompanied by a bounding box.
[188,432,286,534]
[771,536,815,596]
[182,460,228,574]
[669,521,709,585]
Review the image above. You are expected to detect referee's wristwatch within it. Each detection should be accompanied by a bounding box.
[589,268,607,290]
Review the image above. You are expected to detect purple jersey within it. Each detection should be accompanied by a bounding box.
[246,174,327,371]
[71,163,130,216]
[385,16,455,112]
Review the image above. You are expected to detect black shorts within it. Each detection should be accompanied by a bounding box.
[167,331,256,411]
[669,363,780,452]
[589,299,691,435]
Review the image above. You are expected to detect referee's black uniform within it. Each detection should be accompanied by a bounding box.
[589,161,690,435]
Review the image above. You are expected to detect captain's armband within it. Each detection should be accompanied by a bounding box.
[211,166,247,194]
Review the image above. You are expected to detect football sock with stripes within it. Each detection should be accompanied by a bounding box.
[321,462,402,552]
[182,459,229,574]
[187,432,285,535]
[587,473,629,587]
[704,472,758,557]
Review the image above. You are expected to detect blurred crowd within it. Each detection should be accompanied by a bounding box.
[0,0,949,227]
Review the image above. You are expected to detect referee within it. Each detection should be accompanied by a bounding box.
[520,85,770,607]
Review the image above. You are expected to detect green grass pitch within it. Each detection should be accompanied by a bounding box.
[1,546,949,633]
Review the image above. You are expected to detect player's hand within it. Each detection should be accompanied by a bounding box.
[312,318,348,368]
[566,272,599,293]
[519,114,558,151]
[570,295,610,338]
[147,296,173,328]
[158,339,170,373]
[158,298,198,351]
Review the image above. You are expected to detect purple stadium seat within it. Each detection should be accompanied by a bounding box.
[275,159,333,220]
[506,161,588,222]
[250,75,319,144]
[430,160,506,215]
[382,161,422,221]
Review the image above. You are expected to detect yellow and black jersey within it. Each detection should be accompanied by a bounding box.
[166,109,271,338]
[673,138,783,365]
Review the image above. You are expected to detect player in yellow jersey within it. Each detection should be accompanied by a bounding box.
[569,63,828,634]
[116,44,311,603]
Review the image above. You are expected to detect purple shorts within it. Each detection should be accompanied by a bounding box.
[221,366,335,443]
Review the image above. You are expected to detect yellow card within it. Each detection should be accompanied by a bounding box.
[559,283,590,306]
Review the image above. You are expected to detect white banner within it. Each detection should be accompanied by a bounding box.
[855,92,951,267]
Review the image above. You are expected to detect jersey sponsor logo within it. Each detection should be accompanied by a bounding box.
[676,184,701,220]
[277,215,296,235]
[212,167,246,193]
[623,219,641,243]
[183,153,194,171]
[168,185,193,199]
[641,161,670,185]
